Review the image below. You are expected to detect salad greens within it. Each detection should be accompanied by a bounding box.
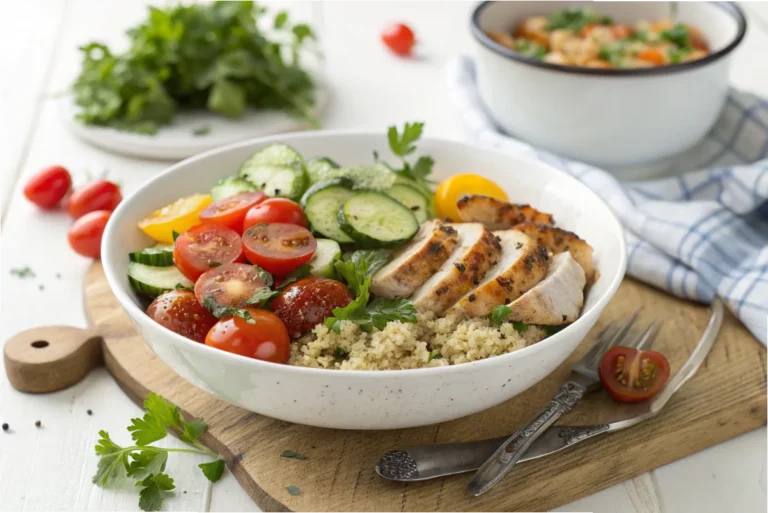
[93,393,225,512]
[73,1,317,135]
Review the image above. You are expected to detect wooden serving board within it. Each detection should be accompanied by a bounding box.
[7,263,768,511]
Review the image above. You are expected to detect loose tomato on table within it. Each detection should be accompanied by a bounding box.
[242,223,317,276]
[68,210,111,259]
[271,277,354,338]
[66,179,122,219]
[173,223,244,281]
[382,22,416,56]
[146,289,217,343]
[205,308,291,363]
[242,198,308,232]
[194,262,271,308]
[23,165,72,209]
[138,194,212,244]
[198,191,266,232]
[600,346,671,403]
[435,174,509,221]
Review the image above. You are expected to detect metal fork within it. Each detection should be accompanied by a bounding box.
[466,311,662,496]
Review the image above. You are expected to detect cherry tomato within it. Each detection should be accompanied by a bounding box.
[174,224,244,281]
[382,23,415,56]
[270,277,354,337]
[242,198,308,232]
[67,210,111,259]
[138,193,212,244]
[146,289,217,343]
[23,165,72,209]
[435,174,509,221]
[205,307,291,363]
[66,179,122,219]
[194,263,271,308]
[600,346,671,403]
[242,223,316,276]
[199,191,266,232]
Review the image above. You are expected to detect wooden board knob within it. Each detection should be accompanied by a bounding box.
[3,326,103,393]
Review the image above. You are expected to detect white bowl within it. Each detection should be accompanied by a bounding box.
[471,1,747,170]
[102,132,627,430]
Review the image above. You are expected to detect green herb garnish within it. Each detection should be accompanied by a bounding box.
[513,38,547,59]
[661,23,692,50]
[334,347,350,359]
[174,283,193,292]
[73,2,317,135]
[668,47,691,64]
[93,393,225,512]
[428,351,442,362]
[285,485,301,496]
[202,296,256,324]
[382,122,435,197]
[192,125,211,136]
[277,264,312,290]
[281,450,308,460]
[489,305,512,326]
[546,7,612,32]
[9,266,35,278]
[598,43,626,67]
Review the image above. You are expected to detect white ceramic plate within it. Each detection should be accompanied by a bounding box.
[56,81,328,161]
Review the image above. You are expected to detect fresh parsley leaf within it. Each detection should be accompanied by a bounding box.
[512,321,529,333]
[334,347,350,359]
[546,7,611,32]
[277,264,312,290]
[599,43,626,67]
[326,296,417,334]
[384,122,435,194]
[274,10,288,29]
[285,485,301,496]
[172,231,180,242]
[627,30,648,42]
[93,431,129,486]
[127,393,180,445]
[179,418,208,446]
[409,156,435,181]
[199,459,226,482]
[661,23,692,50]
[428,351,442,362]
[668,47,690,64]
[253,265,274,287]
[513,38,547,59]
[333,259,369,296]
[127,450,168,480]
[342,250,390,278]
[245,288,280,307]
[388,122,424,157]
[138,473,175,512]
[9,266,35,278]
[489,305,513,326]
[175,283,192,291]
[192,124,211,136]
[281,450,308,460]
[202,296,256,324]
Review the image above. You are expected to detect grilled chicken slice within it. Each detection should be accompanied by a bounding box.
[371,221,459,298]
[507,252,586,325]
[410,223,501,314]
[457,195,554,230]
[450,230,549,317]
[514,223,594,281]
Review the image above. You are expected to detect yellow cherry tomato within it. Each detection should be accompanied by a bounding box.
[435,174,508,221]
[138,194,212,243]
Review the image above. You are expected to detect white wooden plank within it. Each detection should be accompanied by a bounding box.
[553,481,639,513]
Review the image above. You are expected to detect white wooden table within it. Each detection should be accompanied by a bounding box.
[1,2,766,512]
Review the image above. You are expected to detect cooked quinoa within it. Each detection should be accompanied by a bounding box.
[289,311,548,371]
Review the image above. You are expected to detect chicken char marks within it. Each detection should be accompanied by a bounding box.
[457,195,554,230]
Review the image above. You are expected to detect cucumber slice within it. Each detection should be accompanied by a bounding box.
[306,157,339,184]
[386,184,430,224]
[338,191,419,248]
[127,262,193,298]
[308,163,396,191]
[211,176,257,201]
[301,178,355,243]
[239,143,302,173]
[263,162,308,201]
[129,244,175,267]
[309,239,342,279]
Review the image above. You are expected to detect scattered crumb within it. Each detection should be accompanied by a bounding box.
[87,409,93,415]
[35,420,41,428]
[2,423,9,431]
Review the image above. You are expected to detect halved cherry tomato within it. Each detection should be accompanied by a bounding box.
[174,224,244,281]
[194,263,271,308]
[637,49,665,66]
[23,165,72,209]
[382,23,415,56]
[66,179,122,219]
[270,277,354,337]
[138,194,212,244]
[199,191,266,232]
[205,307,291,363]
[242,198,308,232]
[435,174,508,221]
[67,210,111,259]
[242,223,316,276]
[600,346,671,403]
[146,289,217,343]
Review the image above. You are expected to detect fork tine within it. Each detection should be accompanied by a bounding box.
[634,320,662,351]
[579,321,618,364]
[585,309,641,368]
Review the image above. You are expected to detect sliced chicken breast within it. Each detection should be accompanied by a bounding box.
[457,195,555,229]
[507,252,586,325]
[450,229,550,317]
[371,220,459,298]
[410,223,501,314]
[514,222,594,281]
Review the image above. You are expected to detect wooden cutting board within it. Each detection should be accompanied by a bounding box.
[5,263,767,511]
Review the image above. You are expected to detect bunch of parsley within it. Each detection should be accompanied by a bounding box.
[73,1,317,135]
[93,393,225,511]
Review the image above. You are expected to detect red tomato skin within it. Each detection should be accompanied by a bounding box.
[599,346,671,403]
[66,179,122,219]
[194,263,271,308]
[23,165,72,209]
[381,23,416,56]
[242,223,316,276]
[199,191,266,232]
[242,198,308,232]
[67,210,111,259]
[147,289,217,343]
[173,224,244,282]
[271,277,354,337]
[205,308,291,363]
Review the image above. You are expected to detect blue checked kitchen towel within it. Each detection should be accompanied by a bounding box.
[449,56,768,345]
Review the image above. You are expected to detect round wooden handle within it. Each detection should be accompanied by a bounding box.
[3,326,103,393]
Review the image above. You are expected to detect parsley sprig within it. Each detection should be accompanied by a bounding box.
[93,393,225,512]
[378,122,435,197]
[489,305,529,333]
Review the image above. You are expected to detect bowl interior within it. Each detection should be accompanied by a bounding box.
[103,132,626,369]
[476,1,741,52]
